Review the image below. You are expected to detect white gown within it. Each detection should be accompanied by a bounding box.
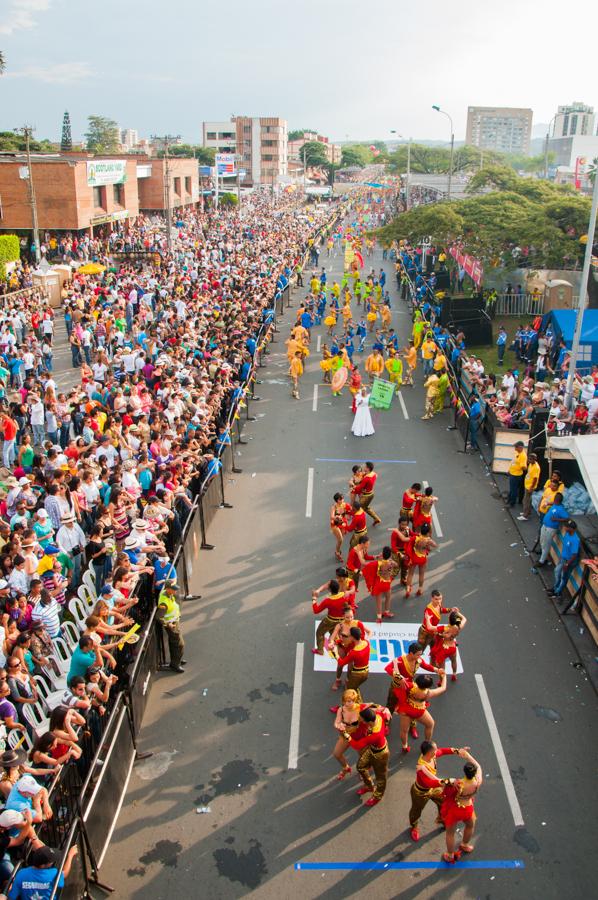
[351,393,375,437]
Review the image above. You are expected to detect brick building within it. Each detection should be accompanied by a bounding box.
[232,116,288,186]
[0,153,199,235]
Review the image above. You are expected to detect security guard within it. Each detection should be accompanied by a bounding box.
[157,580,186,673]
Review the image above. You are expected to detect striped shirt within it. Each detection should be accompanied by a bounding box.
[31,599,61,638]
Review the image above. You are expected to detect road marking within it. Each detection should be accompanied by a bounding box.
[288,643,304,769]
[317,334,321,352]
[305,467,314,517]
[312,384,318,412]
[315,458,417,464]
[422,480,443,538]
[295,860,524,870]
[397,392,409,420]
[475,673,525,827]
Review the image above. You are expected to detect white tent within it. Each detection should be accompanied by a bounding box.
[548,434,598,512]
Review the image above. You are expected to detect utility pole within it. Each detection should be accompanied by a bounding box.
[151,134,180,252]
[565,172,598,409]
[406,137,411,209]
[16,125,41,264]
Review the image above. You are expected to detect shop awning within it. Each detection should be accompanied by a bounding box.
[548,434,598,512]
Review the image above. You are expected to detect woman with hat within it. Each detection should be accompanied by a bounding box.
[0,749,51,802]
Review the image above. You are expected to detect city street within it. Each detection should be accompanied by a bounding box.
[104,244,598,900]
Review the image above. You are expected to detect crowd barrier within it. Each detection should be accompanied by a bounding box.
[1,204,348,899]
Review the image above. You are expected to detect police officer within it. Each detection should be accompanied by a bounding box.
[157,581,186,673]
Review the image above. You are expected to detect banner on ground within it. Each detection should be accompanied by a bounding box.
[87,160,127,187]
[369,378,395,410]
[449,245,484,287]
[313,621,463,674]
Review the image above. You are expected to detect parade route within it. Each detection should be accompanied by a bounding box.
[104,241,598,900]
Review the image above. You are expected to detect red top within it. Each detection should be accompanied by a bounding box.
[422,604,450,633]
[402,490,416,510]
[384,654,435,680]
[337,640,370,670]
[415,747,455,790]
[346,547,374,571]
[354,472,377,495]
[390,529,410,555]
[345,510,367,533]
[313,592,347,618]
[349,712,387,751]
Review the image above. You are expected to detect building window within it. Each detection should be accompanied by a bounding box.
[244,125,251,133]
[113,183,124,205]
[207,132,216,140]
[93,186,105,209]
[185,176,192,194]
[262,140,275,147]
[262,154,273,161]
[173,176,181,196]
[570,115,578,135]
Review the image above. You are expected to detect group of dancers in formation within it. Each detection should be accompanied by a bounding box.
[310,463,480,864]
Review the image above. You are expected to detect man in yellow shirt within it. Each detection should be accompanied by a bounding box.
[290,352,304,400]
[538,472,565,518]
[518,452,540,521]
[365,349,384,384]
[402,340,417,386]
[422,373,440,419]
[433,349,447,372]
[508,441,527,508]
[421,335,436,376]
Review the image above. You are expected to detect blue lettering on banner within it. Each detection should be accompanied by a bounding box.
[370,638,412,663]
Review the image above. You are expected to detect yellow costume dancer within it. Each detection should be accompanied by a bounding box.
[320,344,333,383]
[385,353,403,394]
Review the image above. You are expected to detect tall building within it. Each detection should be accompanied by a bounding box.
[202,122,237,154]
[287,131,342,165]
[120,128,139,151]
[465,107,533,155]
[552,102,595,138]
[233,117,288,186]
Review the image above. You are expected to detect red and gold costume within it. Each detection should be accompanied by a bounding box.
[418,601,450,648]
[400,489,420,520]
[353,471,380,524]
[348,712,389,800]
[330,500,351,534]
[430,626,458,668]
[337,639,370,700]
[400,682,430,721]
[345,545,374,585]
[390,527,411,583]
[440,778,479,828]
[407,534,431,567]
[313,592,347,652]
[384,654,435,713]
[409,747,458,828]
[361,559,393,596]
[412,498,432,531]
[345,508,368,548]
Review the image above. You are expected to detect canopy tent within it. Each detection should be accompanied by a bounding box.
[542,309,598,369]
[548,434,598,513]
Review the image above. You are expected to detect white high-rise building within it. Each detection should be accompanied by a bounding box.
[120,128,139,151]
[552,102,595,139]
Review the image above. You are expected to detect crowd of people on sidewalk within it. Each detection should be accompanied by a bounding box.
[0,191,340,892]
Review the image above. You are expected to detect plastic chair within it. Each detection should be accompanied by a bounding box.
[82,569,98,599]
[77,585,96,611]
[40,665,68,692]
[22,703,50,739]
[68,597,88,627]
[53,636,72,668]
[7,728,32,753]
[61,620,81,650]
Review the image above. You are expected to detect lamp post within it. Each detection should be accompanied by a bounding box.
[432,105,454,200]
[544,114,558,180]
[564,172,598,409]
[390,130,412,209]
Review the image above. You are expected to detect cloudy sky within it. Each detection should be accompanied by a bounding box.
[0,0,595,146]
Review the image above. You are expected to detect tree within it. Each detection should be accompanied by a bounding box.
[85,116,120,154]
[587,157,598,185]
[300,140,329,167]
[341,144,373,168]
[388,143,503,176]
[0,131,55,153]
[288,128,317,141]
[219,192,238,206]
[0,235,21,279]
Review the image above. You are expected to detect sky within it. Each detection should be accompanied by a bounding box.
[0,0,596,147]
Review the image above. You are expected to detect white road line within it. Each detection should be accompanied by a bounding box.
[317,334,321,352]
[312,383,319,412]
[397,392,409,420]
[288,643,305,769]
[422,479,443,538]
[475,673,525,827]
[305,467,314,518]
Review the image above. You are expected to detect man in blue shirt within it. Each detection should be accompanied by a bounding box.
[8,844,78,899]
[496,326,507,366]
[537,493,569,565]
[551,520,581,599]
[468,395,482,450]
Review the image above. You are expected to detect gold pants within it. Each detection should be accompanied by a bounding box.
[424,395,436,417]
[417,625,434,649]
[315,616,339,652]
[350,529,367,549]
[357,746,389,799]
[408,784,443,827]
[359,493,380,524]
[345,668,368,702]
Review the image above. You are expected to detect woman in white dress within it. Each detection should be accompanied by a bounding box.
[351,387,375,437]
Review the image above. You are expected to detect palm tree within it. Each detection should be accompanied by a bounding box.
[587,157,597,186]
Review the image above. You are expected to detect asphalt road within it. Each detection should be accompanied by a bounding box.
[103,241,598,900]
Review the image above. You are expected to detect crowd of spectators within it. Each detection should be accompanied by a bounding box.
[0,190,340,891]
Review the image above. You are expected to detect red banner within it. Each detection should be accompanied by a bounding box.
[449,245,484,287]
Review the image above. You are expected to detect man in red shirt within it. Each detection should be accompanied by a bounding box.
[345,706,389,806]
[352,461,381,525]
[311,579,346,655]
[409,740,466,841]
[346,535,374,588]
[0,412,18,468]
[345,499,368,549]
[336,627,370,700]
[384,643,440,714]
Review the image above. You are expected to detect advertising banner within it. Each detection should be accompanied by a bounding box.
[313,621,464,674]
[87,160,127,187]
[215,153,236,176]
[449,245,484,288]
[369,378,395,410]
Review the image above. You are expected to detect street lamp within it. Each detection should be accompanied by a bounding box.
[432,105,454,200]
[544,114,558,180]
[390,130,412,209]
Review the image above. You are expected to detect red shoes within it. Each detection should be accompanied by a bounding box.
[410,828,420,842]
[356,786,372,795]
[311,648,324,655]
[409,724,418,740]
[365,796,380,807]
[401,744,411,754]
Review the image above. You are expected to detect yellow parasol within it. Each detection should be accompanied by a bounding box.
[78,262,106,275]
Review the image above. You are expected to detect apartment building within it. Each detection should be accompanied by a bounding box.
[465,106,533,155]
[202,122,237,154]
[288,131,342,165]
[233,116,288,186]
[552,102,595,139]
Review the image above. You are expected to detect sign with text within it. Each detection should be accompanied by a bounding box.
[215,153,236,176]
[449,245,484,287]
[313,621,463,674]
[87,160,127,187]
[369,377,395,410]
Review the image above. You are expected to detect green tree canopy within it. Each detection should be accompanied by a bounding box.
[378,172,591,270]
[85,116,120,153]
[0,131,56,153]
[155,145,215,165]
[300,140,329,167]
[388,143,504,176]
[288,128,318,141]
[340,144,374,168]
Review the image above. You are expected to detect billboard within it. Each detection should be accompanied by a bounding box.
[215,153,236,176]
[87,160,127,187]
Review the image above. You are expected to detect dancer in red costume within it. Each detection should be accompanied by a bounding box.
[412,486,438,534]
[346,535,373,589]
[418,590,459,649]
[395,670,447,753]
[430,610,467,684]
[362,546,398,623]
[330,492,352,561]
[440,749,483,863]
[400,482,422,520]
[405,523,437,597]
